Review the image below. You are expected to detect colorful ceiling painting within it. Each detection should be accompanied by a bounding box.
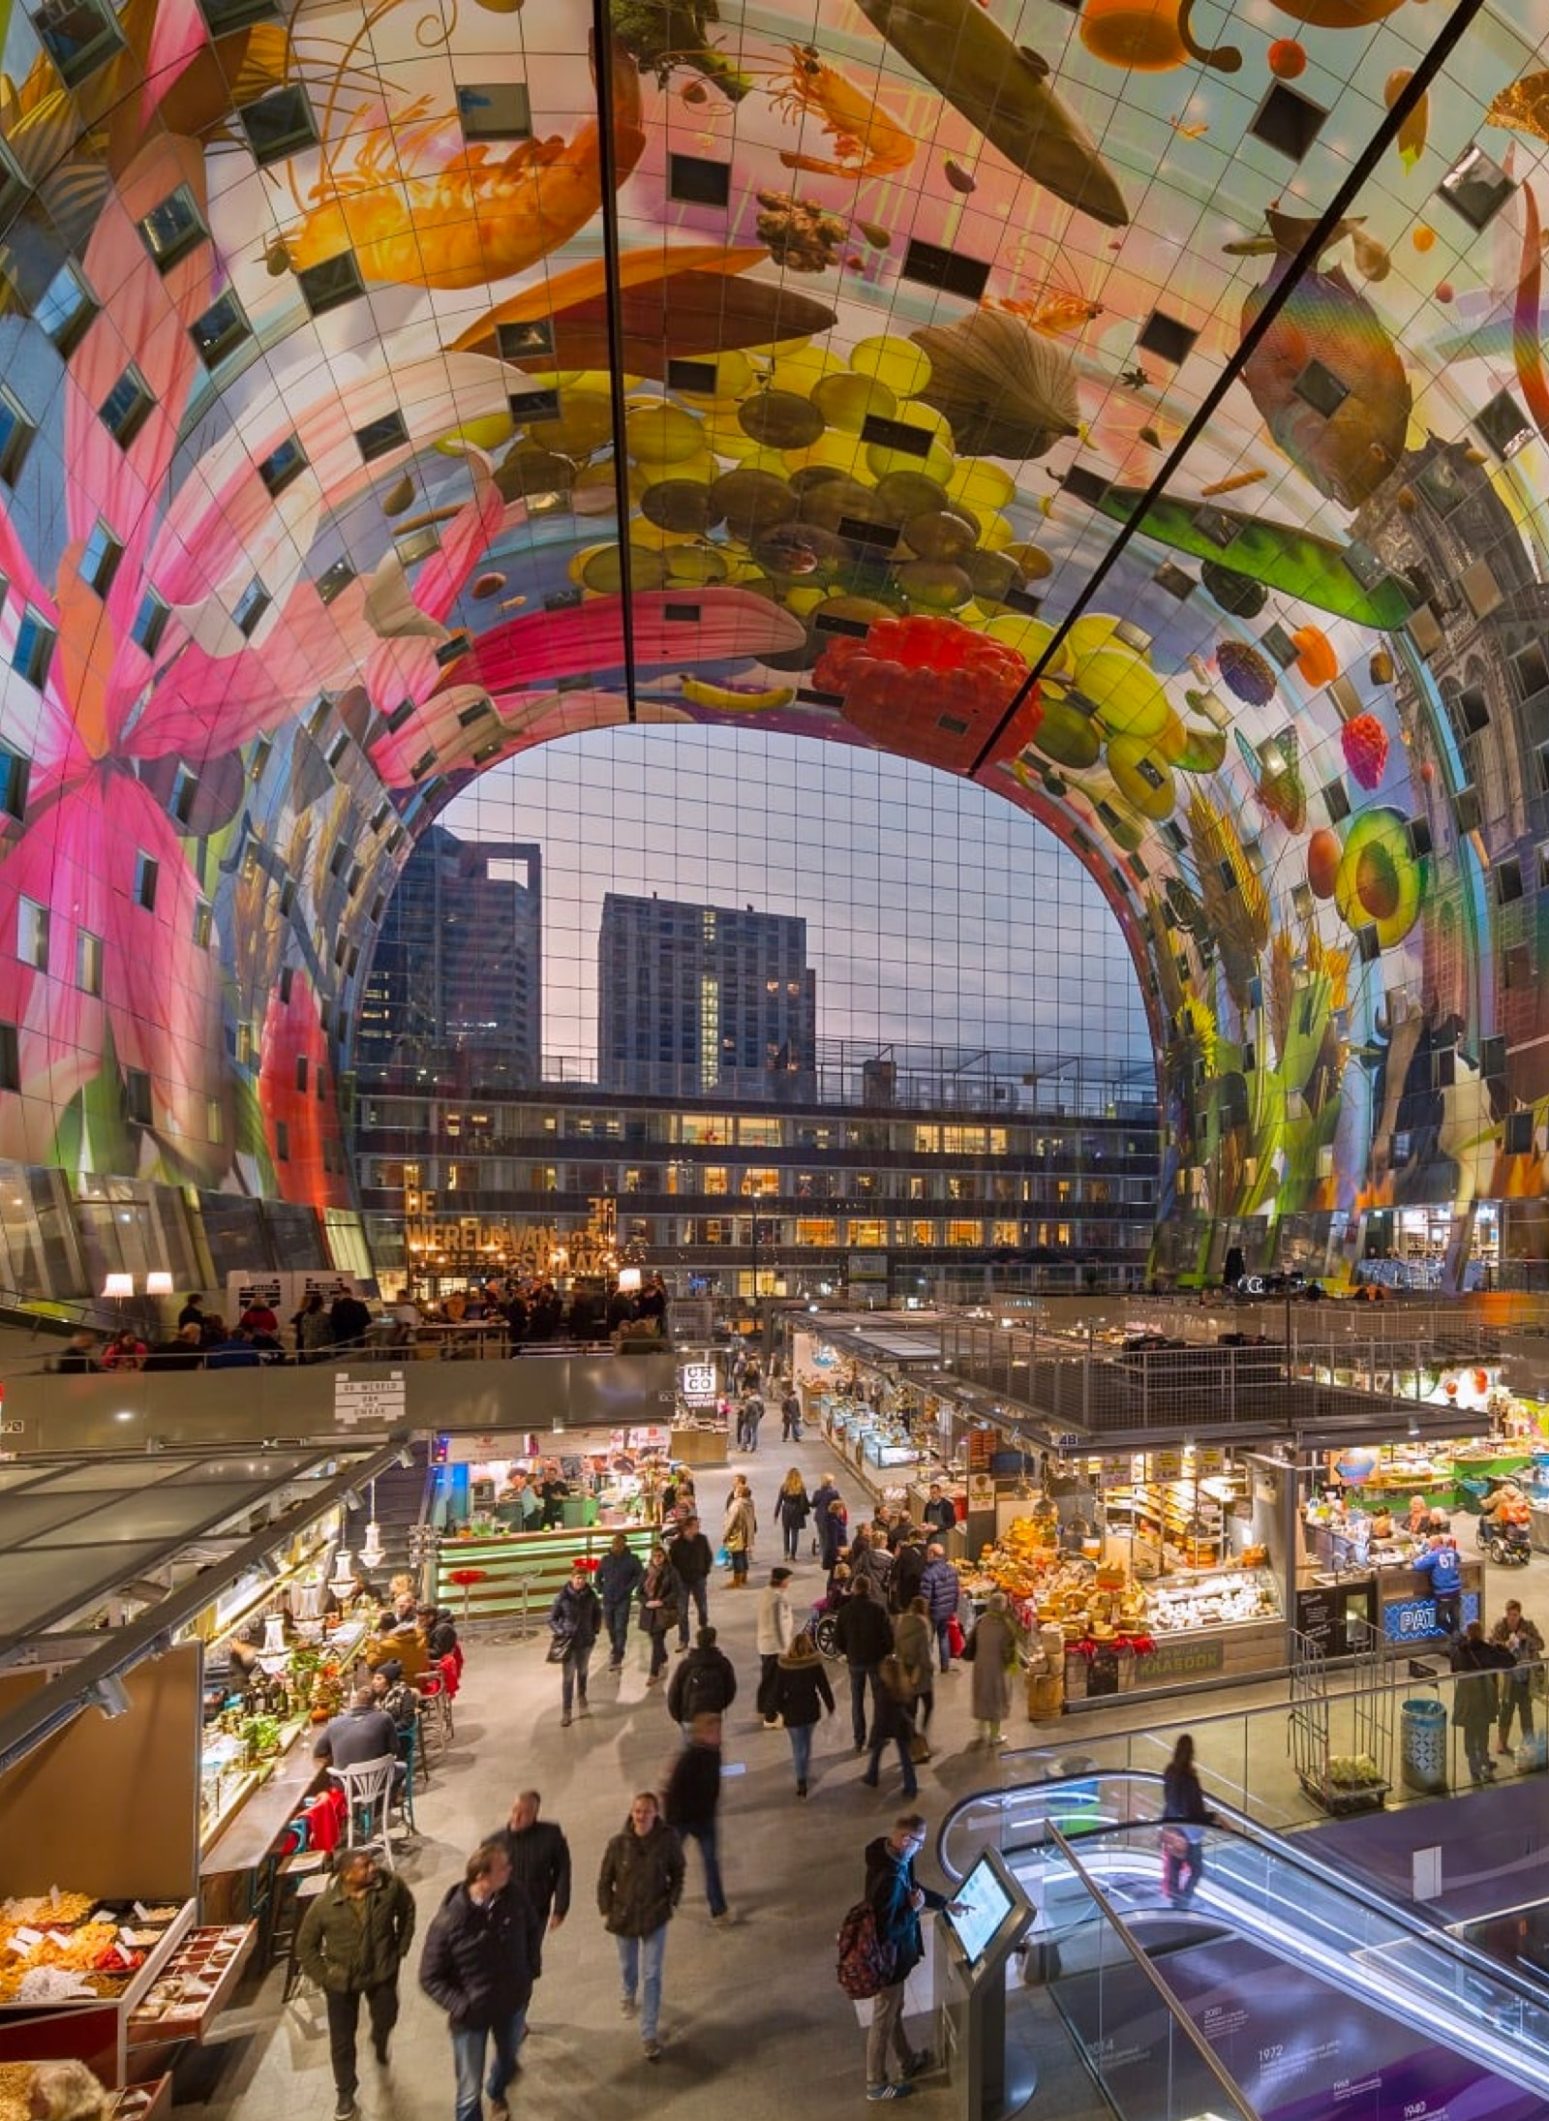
[0,0,1544,1277]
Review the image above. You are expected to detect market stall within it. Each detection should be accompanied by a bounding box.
[430,1523,657,1624]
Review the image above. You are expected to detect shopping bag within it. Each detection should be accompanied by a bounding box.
[909,1730,931,1765]
[946,1615,966,1658]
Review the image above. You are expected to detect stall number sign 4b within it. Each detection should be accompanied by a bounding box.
[335,1370,407,1429]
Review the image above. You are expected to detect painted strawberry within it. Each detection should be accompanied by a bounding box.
[1341,712,1389,790]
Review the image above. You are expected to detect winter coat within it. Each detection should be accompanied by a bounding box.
[298,1871,416,1996]
[920,1557,961,1627]
[772,1642,835,1727]
[1161,1763,1210,1825]
[835,1591,893,1669]
[667,1643,738,1722]
[548,1580,602,1653]
[595,1547,645,1610]
[870,1670,914,1746]
[1491,1615,1546,1669]
[774,1485,811,1531]
[890,1542,926,1614]
[640,1559,680,1636]
[893,1610,933,1696]
[419,1881,539,2029]
[724,1494,757,1554]
[596,1817,685,1938]
[864,1835,944,1984]
[667,1530,713,1588]
[811,1479,840,1527]
[968,1606,1017,1723]
[1452,1637,1513,1730]
[492,1818,572,1932]
[755,1585,794,1657]
[664,1740,722,1833]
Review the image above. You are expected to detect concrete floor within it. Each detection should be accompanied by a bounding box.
[187,1430,1112,2121]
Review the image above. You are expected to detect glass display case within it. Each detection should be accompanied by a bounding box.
[1143,1563,1281,1634]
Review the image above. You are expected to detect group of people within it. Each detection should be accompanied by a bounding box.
[1450,1597,1546,1782]
[394,1273,670,1349]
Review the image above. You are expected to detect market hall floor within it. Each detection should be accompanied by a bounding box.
[188,1429,1110,2121]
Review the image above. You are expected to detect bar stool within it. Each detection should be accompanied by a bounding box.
[274,1859,331,2000]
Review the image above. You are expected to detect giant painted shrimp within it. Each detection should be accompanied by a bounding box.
[769,44,914,178]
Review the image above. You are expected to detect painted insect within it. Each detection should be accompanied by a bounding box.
[769,44,915,177]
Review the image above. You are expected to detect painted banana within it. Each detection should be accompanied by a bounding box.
[678,675,796,712]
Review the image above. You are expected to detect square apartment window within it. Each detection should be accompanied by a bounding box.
[297,251,364,316]
[232,578,269,637]
[1250,81,1327,163]
[258,434,307,496]
[34,261,96,355]
[1136,308,1197,366]
[496,318,553,362]
[900,236,989,301]
[99,365,153,448]
[238,84,317,167]
[133,851,158,911]
[12,607,53,689]
[1439,144,1515,232]
[32,0,123,86]
[0,388,34,486]
[169,764,198,824]
[76,927,101,995]
[190,289,251,368]
[457,82,532,141]
[1292,358,1348,418]
[0,1021,19,1093]
[0,745,29,822]
[124,1067,152,1125]
[80,519,121,596]
[17,895,47,971]
[1477,387,1532,461]
[668,152,730,207]
[138,186,207,272]
[356,409,406,462]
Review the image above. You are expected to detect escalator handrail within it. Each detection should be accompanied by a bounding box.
[937,1766,1549,2023]
[1042,1819,1260,2121]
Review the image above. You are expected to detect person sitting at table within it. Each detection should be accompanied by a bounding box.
[314,1687,403,1786]
[365,1610,429,1684]
[1406,1493,1431,1537]
[370,1661,421,1754]
[419,1603,458,1660]
[101,1327,147,1372]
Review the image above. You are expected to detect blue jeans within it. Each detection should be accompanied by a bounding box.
[935,1620,953,1673]
[682,1820,727,1916]
[451,2007,526,2121]
[604,1600,631,1661]
[787,1721,813,1784]
[561,1645,591,1716]
[616,1926,667,2043]
[676,1577,709,1649]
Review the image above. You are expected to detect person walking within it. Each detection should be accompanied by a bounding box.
[667,1624,738,1729]
[724,1478,757,1589]
[1160,1734,1216,1906]
[740,1388,765,1453]
[919,1544,961,1675]
[663,1711,729,1922]
[781,1384,803,1442]
[489,1790,572,2021]
[420,1840,541,2121]
[835,1575,894,1753]
[597,1791,685,2063]
[966,1590,1019,1748]
[298,1847,417,2121]
[1452,1622,1515,1784]
[1492,1598,1545,1753]
[668,1515,714,1646]
[774,1468,811,1563]
[547,1564,602,1728]
[862,1656,920,1799]
[812,1475,842,1566]
[595,1532,645,1673]
[894,1595,935,1744]
[890,1529,926,1617]
[756,1566,795,1726]
[860,1813,949,2102]
[640,1544,680,1686]
[772,1630,834,1797]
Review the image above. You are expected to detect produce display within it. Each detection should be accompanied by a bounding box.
[0,1894,182,2006]
[967,1516,1279,1639]
[0,2069,161,2121]
[128,1928,251,2037]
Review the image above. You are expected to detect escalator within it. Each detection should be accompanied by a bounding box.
[938,1770,1549,2121]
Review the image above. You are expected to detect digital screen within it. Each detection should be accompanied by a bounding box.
[943,1854,1016,1968]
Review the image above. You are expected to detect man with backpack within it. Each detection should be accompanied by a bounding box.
[837,1812,952,2103]
[666,1625,738,1730]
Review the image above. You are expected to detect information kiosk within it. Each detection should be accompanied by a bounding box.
[934,1847,1037,2121]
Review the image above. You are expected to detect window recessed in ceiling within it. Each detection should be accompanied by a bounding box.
[232,578,270,638]
[1061,464,1110,508]
[80,519,121,597]
[0,388,36,486]
[395,525,440,567]
[1456,683,1490,734]
[99,365,154,449]
[297,251,365,317]
[1476,387,1532,461]
[197,0,276,30]
[858,412,936,458]
[189,288,251,368]
[508,386,560,423]
[662,603,701,625]
[31,0,123,86]
[1438,143,1515,232]
[1152,562,1194,601]
[131,590,168,656]
[384,697,416,735]
[458,698,493,727]
[900,236,990,302]
[257,433,308,497]
[1292,358,1348,418]
[356,409,407,463]
[496,318,553,362]
[1259,621,1299,669]
[1339,538,1388,591]
[457,82,532,141]
[239,85,319,167]
[1136,308,1197,366]
[1407,816,1433,860]
[837,517,900,550]
[1191,505,1238,549]
[138,185,207,272]
[666,357,718,395]
[1322,779,1351,825]
[315,557,356,605]
[433,632,470,666]
[1249,81,1327,163]
[668,152,730,207]
[34,260,95,356]
[12,607,53,688]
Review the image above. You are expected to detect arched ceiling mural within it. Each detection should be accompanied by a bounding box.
[0,0,1544,1276]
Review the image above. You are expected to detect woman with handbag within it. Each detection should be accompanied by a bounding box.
[774,1469,812,1563]
[724,1479,757,1588]
[771,1630,836,1797]
[1160,1732,1216,1904]
[965,1590,1018,1749]
[640,1545,679,1686]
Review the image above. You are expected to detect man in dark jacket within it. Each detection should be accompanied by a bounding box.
[668,1516,714,1649]
[597,1792,685,2062]
[781,1386,802,1441]
[919,1546,961,1674]
[812,1476,844,1570]
[921,1484,956,1540]
[862,1814,949,2102]
[890,1532,926,1616]
[663,1711,728,1920]
[420,1840,541,2121]
[300,1848,417,2121]
[666,1625,738,1726]
[490,1789,572,1963]
[595,1532,646,1670]
[835,1576,894,1752]
[548,1566,602,1728]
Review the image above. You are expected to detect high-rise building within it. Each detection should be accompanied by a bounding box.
[598,893,817,1098]
[355,826,541,1090]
